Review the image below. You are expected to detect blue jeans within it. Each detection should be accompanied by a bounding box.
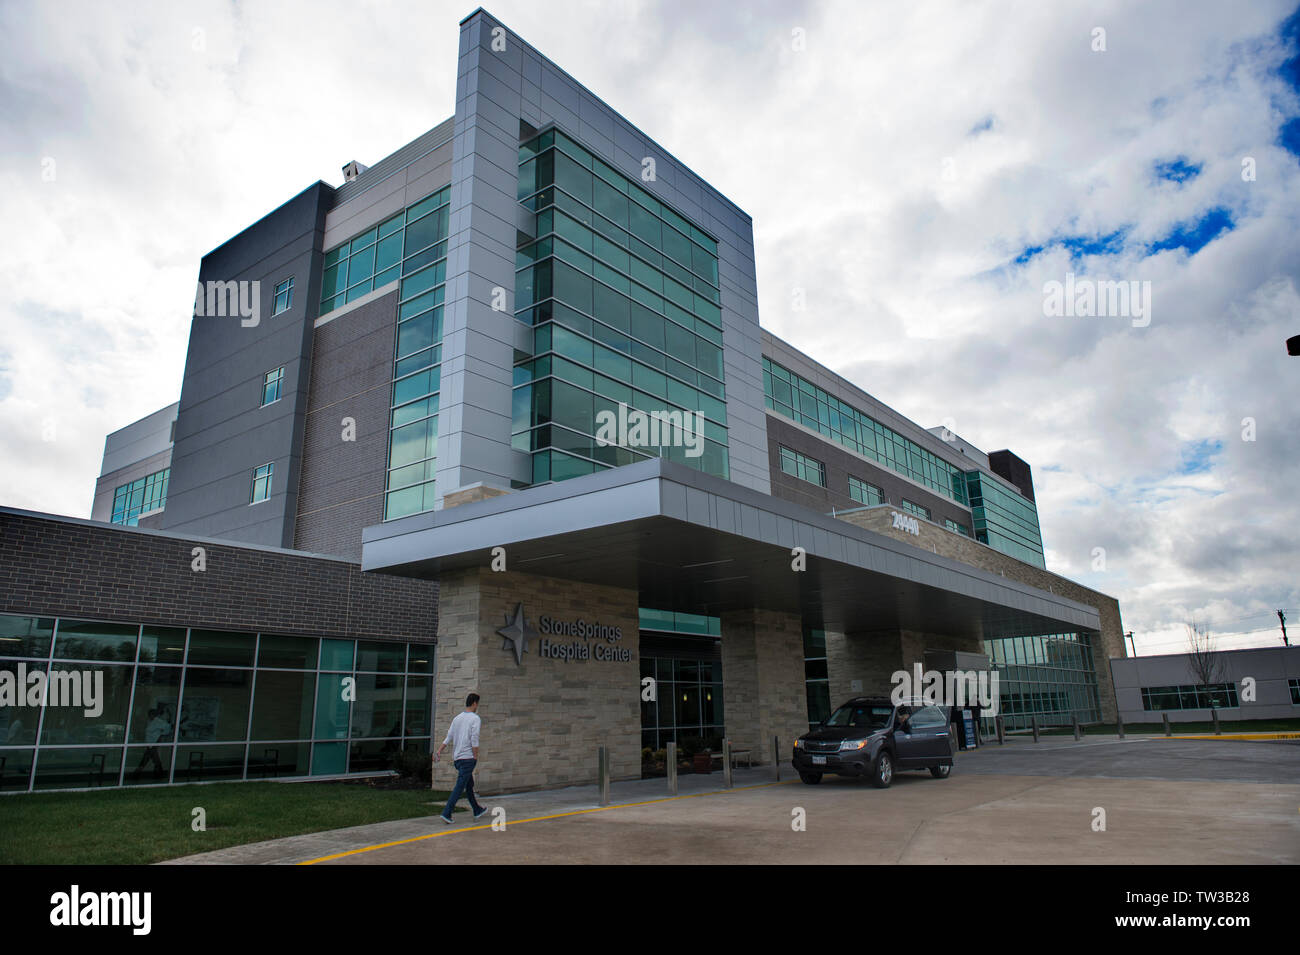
[441,758,483,819]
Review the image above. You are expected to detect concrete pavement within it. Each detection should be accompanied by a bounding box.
[163,736,1300,865]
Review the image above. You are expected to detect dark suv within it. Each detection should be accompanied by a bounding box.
[792,697,955,788]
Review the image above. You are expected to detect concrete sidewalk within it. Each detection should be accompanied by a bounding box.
[162,766,784,865]
[162,737,1300,864]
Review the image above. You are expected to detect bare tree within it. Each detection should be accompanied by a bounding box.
[1185,619,1226,706]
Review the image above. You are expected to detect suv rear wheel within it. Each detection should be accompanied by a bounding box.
[870,750,893,789]
[929,762,952,779]
[799,771,822,785]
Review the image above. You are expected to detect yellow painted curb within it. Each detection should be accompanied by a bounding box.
[297,777,799,865]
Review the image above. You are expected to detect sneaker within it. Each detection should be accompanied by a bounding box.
[473,806,490,820]
[439,814,453,825]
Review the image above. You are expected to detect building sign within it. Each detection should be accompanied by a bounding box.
[891,510,920,535]
[497,603,634,665]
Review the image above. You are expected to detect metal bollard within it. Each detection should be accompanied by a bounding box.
[1212,708,1221,736]
[598,744,610,806]
[772,735,781,781]
[1162,713,1171,737]
[1032,716,1040,742]
[666,741,677,795]
[1116,713,1125,739]
[1072,715,1082,740]
[995,715,1005,744]
[722,738,733,789]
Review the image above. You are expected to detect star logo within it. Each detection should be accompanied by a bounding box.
[497,602,539,666]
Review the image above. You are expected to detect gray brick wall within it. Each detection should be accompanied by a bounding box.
[0,509,436,643]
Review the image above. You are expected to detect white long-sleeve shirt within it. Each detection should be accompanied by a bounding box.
[443,710,481,761]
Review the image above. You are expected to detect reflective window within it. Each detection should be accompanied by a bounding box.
[251,462,274,503]
[778,445,825,487]
[516,130,727,487]
[900,499,931,521]
[848,477,883,506]
[111,469,169,526]
[272,277,294,315]
[0,613,435,791]
[261,366,284,406]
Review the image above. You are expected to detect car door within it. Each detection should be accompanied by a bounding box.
[909,705,953,761]
[892,707,923,767]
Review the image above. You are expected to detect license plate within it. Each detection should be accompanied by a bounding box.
[812,756,827,765]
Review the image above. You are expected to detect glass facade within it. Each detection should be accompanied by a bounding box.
[320,186,452,520]
[639,650,724,752]
[983,632,1101,729]
[1141,683,1239,711]
[514,128,729,485]
[638,609,724,752]
[944,518,971,537]
[0,613,433,792]
[763,356,969,505]
[778,445,826,487]
[965,471,1046,568]
[803,628,830,728]
[110,468,169,526]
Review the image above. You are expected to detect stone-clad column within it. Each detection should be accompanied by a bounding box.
[720,608,806,763]
[433,567,641,794]
[825,630,905,703]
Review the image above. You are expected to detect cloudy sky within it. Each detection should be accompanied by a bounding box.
[2,0,1297,655]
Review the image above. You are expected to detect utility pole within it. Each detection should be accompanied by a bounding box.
[1279,611,1289,648]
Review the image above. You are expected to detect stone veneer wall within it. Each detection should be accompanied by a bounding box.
[833,505,1126,722]
[433,567,641,794]
[720,608,807,762]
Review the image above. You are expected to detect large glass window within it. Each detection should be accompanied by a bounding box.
[515,129,728,486]
[778,446,826,487]
[1140,683,1240,711]
[965,471,1046,567]
[848,476,883,506]
[982,632,1102,730]
[110,469,170,526]
[0,613,434,791]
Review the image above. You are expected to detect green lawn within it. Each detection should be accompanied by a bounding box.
[0,781,453,865]
[1031,718,1300,736]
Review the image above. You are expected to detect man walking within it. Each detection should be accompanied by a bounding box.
[435,693,488,824]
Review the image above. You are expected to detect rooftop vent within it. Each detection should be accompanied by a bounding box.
[342,160,369,182]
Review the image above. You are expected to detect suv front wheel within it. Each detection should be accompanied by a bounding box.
[799,771,822,785]
[870,750,893,789]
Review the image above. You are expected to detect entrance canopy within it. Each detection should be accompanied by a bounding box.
[362,458,1099,640]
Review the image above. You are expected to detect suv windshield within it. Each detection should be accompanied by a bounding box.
[823,704,893,730]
